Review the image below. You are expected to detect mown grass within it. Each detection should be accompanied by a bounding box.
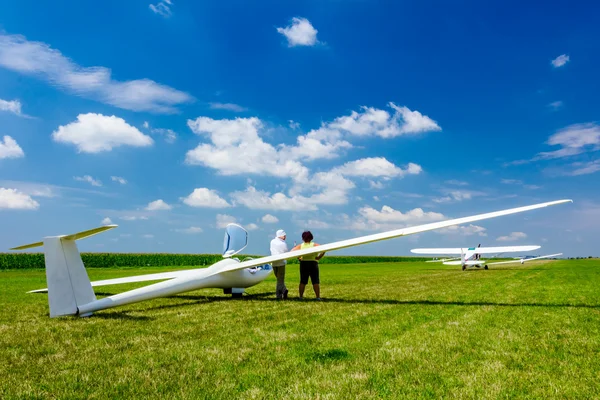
[1,259,599,399]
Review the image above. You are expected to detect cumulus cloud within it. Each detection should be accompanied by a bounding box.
[551,54,569,68]
[329,102,441,138]
[0,98,25,116]
[181,188,231,208]
[436,224,487,237]
[230,186,318,211]
[262,214,279,223]
[333,157,422,178]
[497,231,527,241]
[216,213,237,228]
[101,217,113,225]
[53,113,154,153]
[246,223,259,231]
[276,17,319,47]
[0,33,192,113]
[0,135,24,159]
[145,199,172,211]
[334,205,446,231]
[0,187,39,210]
[74,175,102,187]
[120,215,149,221]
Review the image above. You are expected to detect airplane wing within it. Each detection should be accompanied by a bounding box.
[411,248,464,255]
[487,253,563,266]
[28,269,198,293]
[208,199,572,276]
[411,245,540,255]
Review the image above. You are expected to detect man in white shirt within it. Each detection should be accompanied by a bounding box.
[270,229,289,299]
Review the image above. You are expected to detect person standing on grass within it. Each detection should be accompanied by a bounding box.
[270,229,289,299]
[291,230,325,300]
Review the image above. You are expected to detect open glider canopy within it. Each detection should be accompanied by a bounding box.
[410,245,541,255]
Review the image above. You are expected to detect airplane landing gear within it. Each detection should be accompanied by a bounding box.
[462,265,466,271]
[484,265,488,270]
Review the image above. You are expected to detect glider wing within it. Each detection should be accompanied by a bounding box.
[208,199,572,276]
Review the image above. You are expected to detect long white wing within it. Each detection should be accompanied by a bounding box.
[28,269,197,293]
[411,245,541,255]
[209,199,572,276]
[487,253,563,266]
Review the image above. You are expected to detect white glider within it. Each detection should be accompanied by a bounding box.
[11,199,572,317]
[412,244,562,270]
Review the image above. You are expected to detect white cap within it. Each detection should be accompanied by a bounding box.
[276,229,286,238]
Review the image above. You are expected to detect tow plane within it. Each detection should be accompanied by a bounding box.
[411,243,562,270]
[10,199,572,317]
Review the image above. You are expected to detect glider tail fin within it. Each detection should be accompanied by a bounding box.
[11,225,117,317]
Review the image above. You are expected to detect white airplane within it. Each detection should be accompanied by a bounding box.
[411,243,562,270]
[10,199,571,318]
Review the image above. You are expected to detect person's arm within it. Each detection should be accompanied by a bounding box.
[313,243,325,260]
[291,244,301,251]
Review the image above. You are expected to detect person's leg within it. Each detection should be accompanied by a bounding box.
[281,266,288,299]
[311,263,321,299]
[273,266,284,299]
[299,262,308,298]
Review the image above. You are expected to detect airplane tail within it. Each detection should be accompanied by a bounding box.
[11,225,118,317]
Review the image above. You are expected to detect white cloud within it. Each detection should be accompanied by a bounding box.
[358,205,445,225]
[262,214,279,223]
[559,160,600,176]
[120,215,149,221]
[142,234,154,239]
[174,226,203,234]
[337,205,446,231]
[0,99,23,116]
[0,187,39,210]
[145,199,172,211]
[181,188,231,208]
[507,123,600,166]
[246,223,259,231]
[0,135,24,159]
[111,176,127,185]
[329,102,441,138]
[52,113,153,153]
[142,121,176,143]
[231,186,317,211]
[548,101,563,110]
[333,157,422,178]
[276,17,319,47]
[216,213,237,228]
[185,116,311,181]
[369,181,385,189]
[74,175,102,187]
[538,123,600,160]
[0,33,192,113]
[149,0,173,17]
[289,120,300,130]
[497,231,527,241]
[432,189,486,203]
[551,54,569,68]
[101,217,113,225]
[436,224,487,237]
[209,102,247,112]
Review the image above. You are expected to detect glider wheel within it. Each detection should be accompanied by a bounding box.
[484,265,488,270]
[462,265,466,271]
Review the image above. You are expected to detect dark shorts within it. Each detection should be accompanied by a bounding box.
[300,260,320,284]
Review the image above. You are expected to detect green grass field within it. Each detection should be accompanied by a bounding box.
[1,259,599,399]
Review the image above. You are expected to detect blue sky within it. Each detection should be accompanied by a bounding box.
[0,0,598,257]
